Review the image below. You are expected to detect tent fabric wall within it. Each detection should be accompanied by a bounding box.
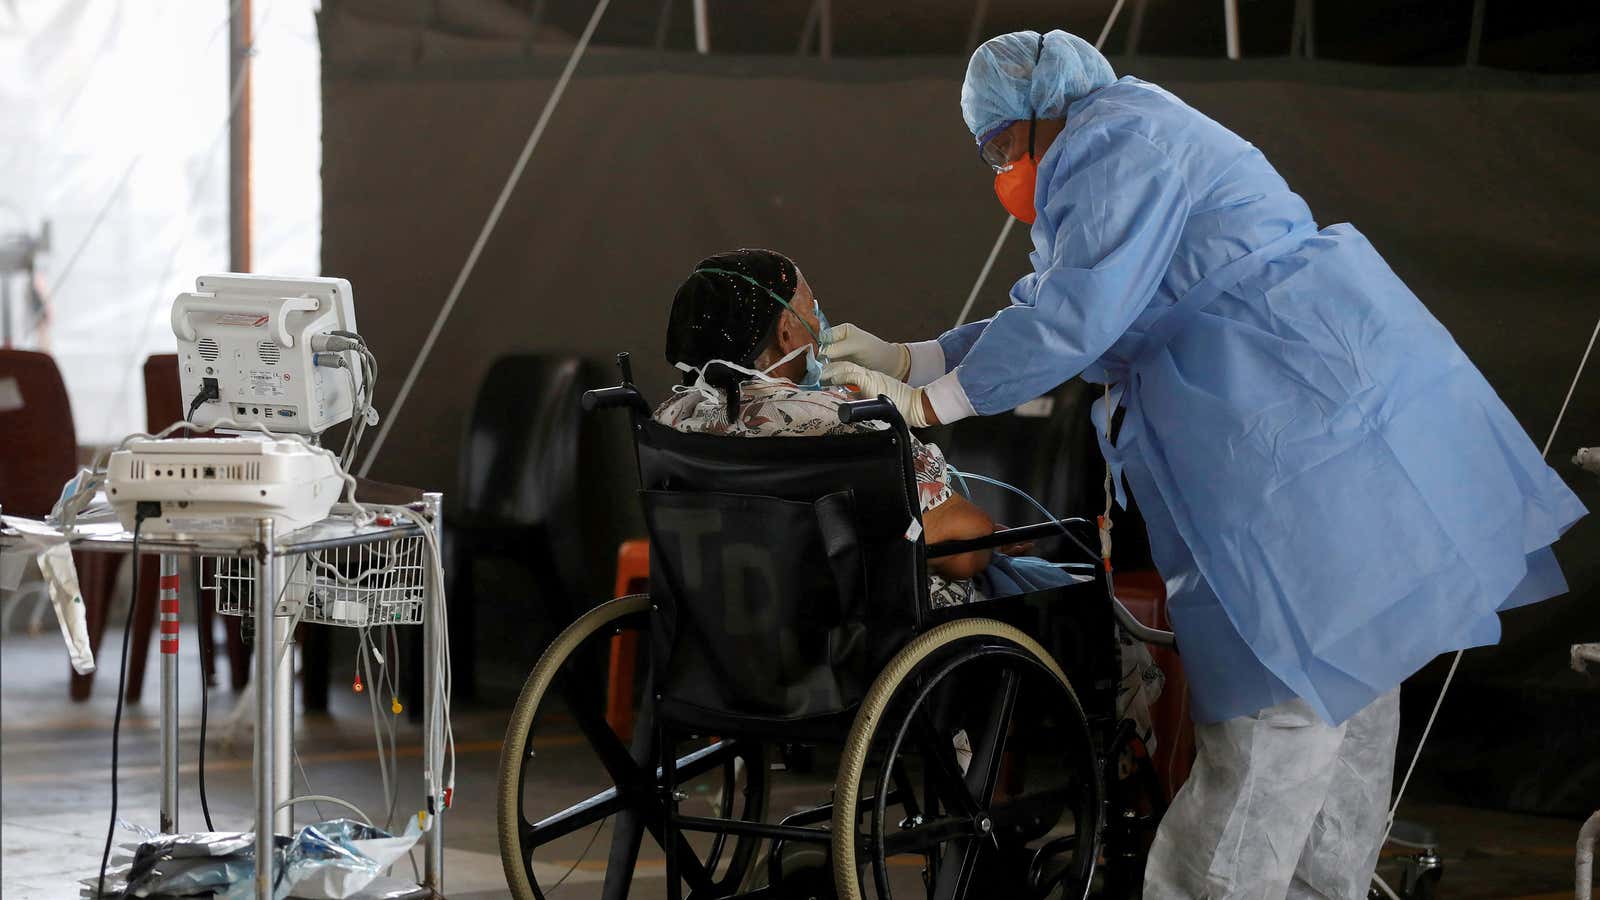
[321,27,1599,813]
[0,0,321,443]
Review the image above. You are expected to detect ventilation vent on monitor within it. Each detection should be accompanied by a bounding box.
[257,341,281,366]
[197,338,220,361]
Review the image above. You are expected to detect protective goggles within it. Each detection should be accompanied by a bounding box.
[977,34,1046,173]
[977,118,1036,173]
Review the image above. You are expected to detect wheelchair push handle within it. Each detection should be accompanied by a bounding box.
[838,396,904,426]
[582,385,649,415]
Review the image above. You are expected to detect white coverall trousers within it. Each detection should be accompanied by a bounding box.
[1143,688,1401,899]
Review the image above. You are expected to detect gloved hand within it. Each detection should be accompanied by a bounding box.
[823,323,911,381]
[822,361,932,428]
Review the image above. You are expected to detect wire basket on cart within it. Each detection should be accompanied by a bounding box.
[205,534,428,628]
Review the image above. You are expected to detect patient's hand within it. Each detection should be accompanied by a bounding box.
[923,493,994,580]
[994,526,1036,558]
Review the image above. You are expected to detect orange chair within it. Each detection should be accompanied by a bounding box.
[0,349,122,701]
[1114,569,1196,802]
[605,539,650,740]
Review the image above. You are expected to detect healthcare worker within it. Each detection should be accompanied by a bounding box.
[822,29,1587,899]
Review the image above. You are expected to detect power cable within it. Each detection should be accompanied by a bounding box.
[97,510,151,898]
[359,0,614,476]
[199,598,217,832]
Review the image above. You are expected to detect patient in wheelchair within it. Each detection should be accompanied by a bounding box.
[656,250,1162,735]
[658,248,1059,606]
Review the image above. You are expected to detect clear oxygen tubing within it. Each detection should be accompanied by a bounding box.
[944,463,1175,647]
[360,0,614,477]
[950,0,1132,332]
[1381,309,1597,854]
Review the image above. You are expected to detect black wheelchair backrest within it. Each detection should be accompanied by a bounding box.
[632,416,928,734]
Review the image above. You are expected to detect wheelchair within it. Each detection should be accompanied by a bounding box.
[496,360,1176,899]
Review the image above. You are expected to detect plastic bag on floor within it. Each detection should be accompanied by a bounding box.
[120,832,288,897]
[215,817,425,900]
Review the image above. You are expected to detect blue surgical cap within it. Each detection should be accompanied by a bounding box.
[960,30,1116,141]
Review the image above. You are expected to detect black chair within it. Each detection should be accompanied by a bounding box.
[443,354,632,702]
[494,359,1175,900]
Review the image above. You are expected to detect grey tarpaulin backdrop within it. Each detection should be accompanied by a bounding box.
[320,10,1599,814]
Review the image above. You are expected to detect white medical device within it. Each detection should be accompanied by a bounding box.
[107,437,344,535]
[172,273,362,435]
[105,273,369,537]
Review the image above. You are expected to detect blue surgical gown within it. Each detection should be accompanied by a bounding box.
[938,77,1587,725]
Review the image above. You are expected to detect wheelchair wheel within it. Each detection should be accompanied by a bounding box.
[831,618,1102,900]
[497,594,768,899]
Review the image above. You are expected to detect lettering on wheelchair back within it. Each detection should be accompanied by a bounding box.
[641,489,872,722]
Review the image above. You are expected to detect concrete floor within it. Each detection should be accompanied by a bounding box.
[1,625,1589,899]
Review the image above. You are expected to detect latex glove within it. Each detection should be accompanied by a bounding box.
[822,361,932,427]
[823,323,911,381]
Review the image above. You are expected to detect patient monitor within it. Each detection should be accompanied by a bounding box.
[105,274,365,536]
[171,274,363,435]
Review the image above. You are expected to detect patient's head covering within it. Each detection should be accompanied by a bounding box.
[666,248,800,421]
[667,249,799,372]
[961,29,1115,141]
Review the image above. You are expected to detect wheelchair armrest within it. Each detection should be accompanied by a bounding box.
[838,396,903,427]
[926,518,1093,559]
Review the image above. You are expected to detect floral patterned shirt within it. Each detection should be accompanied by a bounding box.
[653,379,976,607]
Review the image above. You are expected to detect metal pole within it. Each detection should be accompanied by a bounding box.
[964,0,991,55]
[1305,0,1316,59]
[953,216,1017,328]
[272,558,293,836]
[691,0,708,54]
[1291,0,1317,59]
[1223,0,1241,60]
[1124,0,1148,56]
[653,0,674,50]
[159,555,181,834]
[1,277,12,348]
[1290,0,1304,57]
[229,0,253,274]
[1466,0,1486,66]
[797,0,819,56]
[423,493,446,890]
[1094,0,1130,51]
[818,0,831,62]
[253,518,276,899]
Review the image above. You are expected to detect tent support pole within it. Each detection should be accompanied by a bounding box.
[692,0,709,54]
[1223,0,1241,60]
[1466,0,1486,66]
[229,0,253,274]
